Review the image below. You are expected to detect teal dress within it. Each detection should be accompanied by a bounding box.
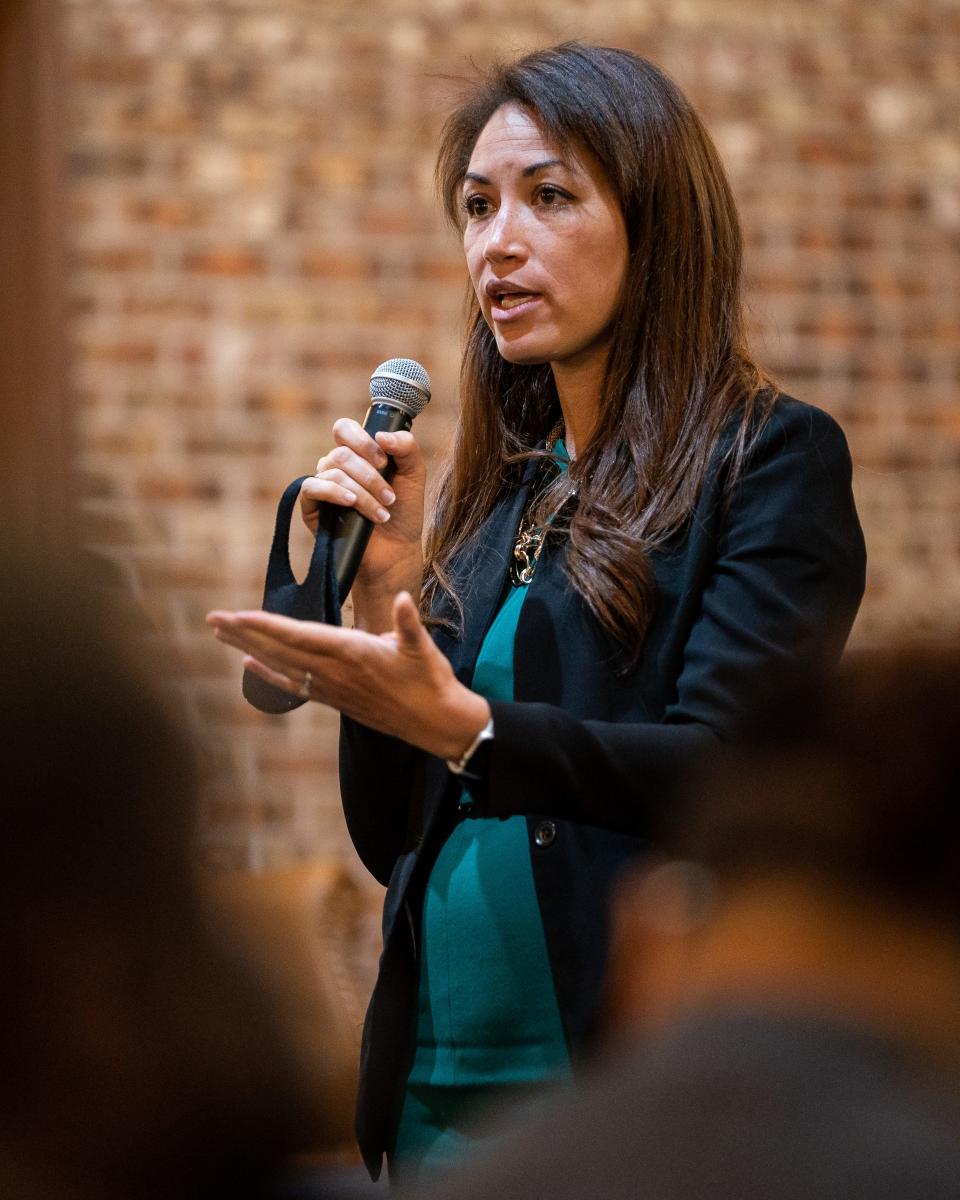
[392,452,572,1180]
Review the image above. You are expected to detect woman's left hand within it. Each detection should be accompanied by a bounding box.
[206,592,491,761]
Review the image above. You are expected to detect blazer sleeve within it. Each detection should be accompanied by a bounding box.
[470,403,867,837]
[338,719,418,886]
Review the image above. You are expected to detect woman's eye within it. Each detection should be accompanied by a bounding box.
[536,185,569,206]
[463,195,492,218]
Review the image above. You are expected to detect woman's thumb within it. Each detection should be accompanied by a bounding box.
[393,591,425,651]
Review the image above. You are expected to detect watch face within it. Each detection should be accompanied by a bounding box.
[447,720,494,776]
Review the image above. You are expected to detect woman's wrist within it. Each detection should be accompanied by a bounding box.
[350,593,399,634]
[350,564,423,633]
[430,687,492,763]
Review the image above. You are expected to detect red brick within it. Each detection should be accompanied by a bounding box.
[76,246,157,271]
[70,54,151,86]
[77,341,158,365]
[138,475,223,502]
[121,294,213,318]
[136,554,226,591]
[795,134,877,167]
[297,349,381,371]
[70,147,149,178]
[183,432,274,455]
[183,248,268,276]
[124,196,212,228]
[88,429,161,455]
[298,250,375,279]
[244,383,321,416]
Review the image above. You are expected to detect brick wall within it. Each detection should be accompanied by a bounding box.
[64,0,960,874]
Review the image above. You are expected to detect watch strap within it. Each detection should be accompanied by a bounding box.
[446,716,495,777]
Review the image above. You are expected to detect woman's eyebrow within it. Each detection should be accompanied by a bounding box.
[462,158,570,187]
[521,158,567,177]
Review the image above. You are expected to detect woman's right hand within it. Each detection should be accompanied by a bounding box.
[299,418,426,621]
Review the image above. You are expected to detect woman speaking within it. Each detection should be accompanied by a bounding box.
[208,43,866,1185]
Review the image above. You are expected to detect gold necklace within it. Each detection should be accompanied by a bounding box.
[510,424,576,587]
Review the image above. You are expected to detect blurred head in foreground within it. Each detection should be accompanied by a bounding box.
[608,645,960,1061]
[0,545,313,1199]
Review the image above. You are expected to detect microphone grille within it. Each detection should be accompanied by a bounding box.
[369,358,432,416]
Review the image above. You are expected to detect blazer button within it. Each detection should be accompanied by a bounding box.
[534,820,557,848]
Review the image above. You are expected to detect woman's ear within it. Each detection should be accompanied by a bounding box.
[601,858,716,1041]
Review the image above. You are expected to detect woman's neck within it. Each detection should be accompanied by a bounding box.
[551,351,607,460]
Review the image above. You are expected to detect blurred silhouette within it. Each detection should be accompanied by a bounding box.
[211,860,387,1171]
[0,541,331,1200]
[418,648,960,1200]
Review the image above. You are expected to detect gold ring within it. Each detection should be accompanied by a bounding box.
[299,670,313,700]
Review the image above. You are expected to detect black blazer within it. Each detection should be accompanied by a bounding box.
[339,394,866,1177]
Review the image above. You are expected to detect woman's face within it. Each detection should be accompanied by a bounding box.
[462,103,629,372]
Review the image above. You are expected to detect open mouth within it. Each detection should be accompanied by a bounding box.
[490,291,541,321]
[497,291,537,310]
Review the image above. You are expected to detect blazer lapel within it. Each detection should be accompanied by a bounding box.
[432,458,537,689]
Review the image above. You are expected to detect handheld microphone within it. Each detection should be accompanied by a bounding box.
[324,357,431,602]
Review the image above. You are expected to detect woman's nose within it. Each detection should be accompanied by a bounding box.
[483,203,527,264]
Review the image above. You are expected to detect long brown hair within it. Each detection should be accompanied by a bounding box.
[424,43,777,667]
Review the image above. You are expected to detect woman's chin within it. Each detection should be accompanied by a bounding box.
[493,336,552,367]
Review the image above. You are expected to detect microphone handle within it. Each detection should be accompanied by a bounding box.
[325,402,414,603]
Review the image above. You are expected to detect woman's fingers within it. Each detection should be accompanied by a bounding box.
[298,421,424,563]
[299,472,391,524]
[299,426,400,530]
[374,430,423,477]
[300,475,356,507]
[331,417,389,470]
[209,609,350,649]
[241,654,301,696]
[323,448,396,505]
[209,610,328,655]
[213,626,311,681]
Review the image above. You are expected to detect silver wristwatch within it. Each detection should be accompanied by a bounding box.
[446,716,495,776]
